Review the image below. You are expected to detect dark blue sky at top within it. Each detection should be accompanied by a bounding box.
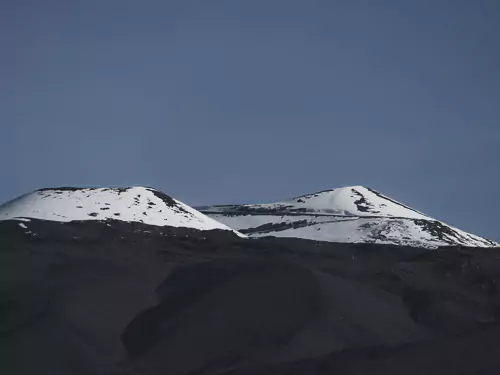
[1,0,499,240]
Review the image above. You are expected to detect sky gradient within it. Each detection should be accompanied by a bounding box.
[1,0,499,240]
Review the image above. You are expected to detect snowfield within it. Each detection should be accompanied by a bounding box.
[0,186,243,235]
[1,185,496,248]
[201,186,498,248]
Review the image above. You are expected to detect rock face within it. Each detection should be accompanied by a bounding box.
[0,186,243,235]
[2,219,500,375]
[200,186,498,248]
[122,260,428,375]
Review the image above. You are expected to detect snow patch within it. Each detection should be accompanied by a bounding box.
[0,187,244,236]
[202,186,498,248]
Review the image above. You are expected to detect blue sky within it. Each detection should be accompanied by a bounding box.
[1,0,499,240]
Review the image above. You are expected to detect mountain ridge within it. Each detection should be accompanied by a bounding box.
[0,185,496,248]
[200,185,498,248]
[0,186,243,236]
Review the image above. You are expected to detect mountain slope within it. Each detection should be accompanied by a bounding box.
[0,186,242,234]
[200,186,498,248]
[3,219,500,375]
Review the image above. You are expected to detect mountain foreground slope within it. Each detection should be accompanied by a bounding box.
[201,186,498,248]
[0,186,242,235]
[1,185,499,374]
[1,219,499,375]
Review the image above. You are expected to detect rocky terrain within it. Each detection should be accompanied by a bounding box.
[1,218,499,375]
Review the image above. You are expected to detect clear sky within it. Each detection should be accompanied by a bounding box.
[1,1,499,241]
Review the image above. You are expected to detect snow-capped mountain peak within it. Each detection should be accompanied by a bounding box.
[200,186,498,248]
[247,186,431,219]
[0,186,243,235]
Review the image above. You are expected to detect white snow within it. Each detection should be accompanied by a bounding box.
[221,186,431,219]
[247,218,491,248]
[0,187,244,236]
[18,223,28,229]
[203,186,498,248]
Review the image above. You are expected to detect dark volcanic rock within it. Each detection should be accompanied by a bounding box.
[221,327,500,375]
[0,219,499,375]
[240,220,310,235]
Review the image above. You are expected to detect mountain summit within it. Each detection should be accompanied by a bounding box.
[200,186,498,248]
[0,186,242,235]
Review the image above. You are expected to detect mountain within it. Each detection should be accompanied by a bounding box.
[2,219,500,375]
[0,186,242,235]
[200,186,498,248]
[2,186,500,375]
